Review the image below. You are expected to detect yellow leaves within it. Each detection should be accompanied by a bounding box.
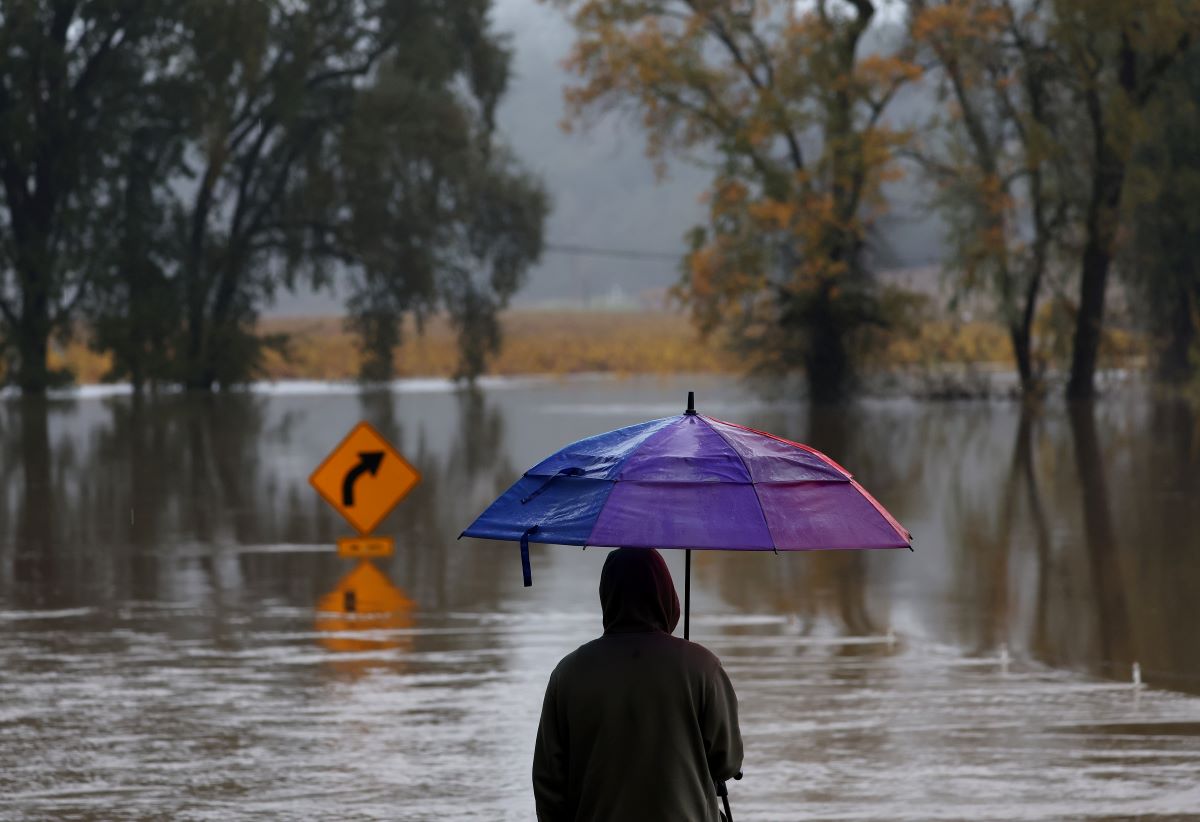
[714,178,750,209]
[555,0,923,372]
[747,198,795,230]
[687,245,720,300]
[911,3,968,42]
[976,172,1011,210]
[911,2,1007,45]
[856,54,923,90]
[744,114,776,149]
[782,10,833,49]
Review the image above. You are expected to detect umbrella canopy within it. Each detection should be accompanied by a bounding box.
[462,396,911,597]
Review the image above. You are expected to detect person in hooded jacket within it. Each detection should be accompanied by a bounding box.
[532,547,743,822]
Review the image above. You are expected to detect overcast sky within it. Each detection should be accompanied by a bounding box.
[491,0,712,305]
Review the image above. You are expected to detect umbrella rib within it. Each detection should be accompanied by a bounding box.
[705,416,853,478]
[706,416,911,546]
[583,414,685,548]
[700,415,778,552]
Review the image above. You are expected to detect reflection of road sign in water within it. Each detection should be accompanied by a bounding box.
[316,559,413,616]
[309,422,420,535]
[315,560,414,656]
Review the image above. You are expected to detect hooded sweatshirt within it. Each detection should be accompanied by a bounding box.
[533,548,743,822]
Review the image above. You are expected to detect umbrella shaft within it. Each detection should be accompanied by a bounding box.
[684,549,691,640]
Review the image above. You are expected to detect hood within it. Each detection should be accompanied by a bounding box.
[599,547,681,635]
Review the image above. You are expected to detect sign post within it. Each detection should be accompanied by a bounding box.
[311,422,420,627]
[336,535,396,559]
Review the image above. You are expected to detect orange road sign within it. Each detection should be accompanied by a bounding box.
[309,421,420,535]
[337,535,395,558]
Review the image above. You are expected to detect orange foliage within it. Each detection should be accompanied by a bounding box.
[554,0,922,382]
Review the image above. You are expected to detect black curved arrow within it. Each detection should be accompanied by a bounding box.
[342,451,385,506]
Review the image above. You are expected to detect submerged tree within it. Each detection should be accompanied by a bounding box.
[909,0,1068,396]
[1052,0,1197,399]
[1125,45,1200,384]
[0,1,174,393]
[909,0,1198,397]
[61,0,544,391]
[158,0,406,389]
[338,8,547,382]
[554,0,920,401]
[87,50,193,391]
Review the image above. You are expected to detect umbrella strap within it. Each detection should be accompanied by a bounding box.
[520,526,538,587]
[520,467,583,504]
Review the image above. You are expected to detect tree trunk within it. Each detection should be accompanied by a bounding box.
[14,284,52,394]
[182,263,209,389]
[1009,256,1048,396]
[1156,289,1196,383]
[1009,324,1033,395]
[1067,115,1126,400]
[183,367,216,391]
[1067,229,1117,399]
[805,288,850,403]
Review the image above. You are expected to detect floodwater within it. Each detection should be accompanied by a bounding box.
[2,375,1199,821]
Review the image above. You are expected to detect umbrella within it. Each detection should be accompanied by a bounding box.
[461,391,911,639]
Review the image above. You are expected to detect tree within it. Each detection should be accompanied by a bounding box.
[1125,45,1200,383]
[0,1,172,393]
[337,7,547,382]
[155,0,401,389]
[87,51,193,391]
[1052,0,1197,399]
[909,0,1068,396]
[156,0,543,389]
[554,0,920,401]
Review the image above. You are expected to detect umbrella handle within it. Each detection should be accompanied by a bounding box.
[716,773,741,822]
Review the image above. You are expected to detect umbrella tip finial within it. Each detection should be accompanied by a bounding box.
[685,391,697,415]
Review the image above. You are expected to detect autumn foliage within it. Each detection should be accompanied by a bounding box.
[554,0,921,400]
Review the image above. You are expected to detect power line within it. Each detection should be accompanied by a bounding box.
[543,242,681,262]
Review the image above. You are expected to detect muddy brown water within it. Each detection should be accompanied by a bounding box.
[2,375,1199,820]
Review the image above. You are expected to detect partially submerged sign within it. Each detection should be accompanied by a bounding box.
[309,421,420,535]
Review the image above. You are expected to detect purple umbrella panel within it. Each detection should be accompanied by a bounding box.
[461,411,911,586]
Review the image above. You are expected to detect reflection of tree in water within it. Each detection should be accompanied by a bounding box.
[0,386,521,614]
[1067,401,1132,670]
[7,399,59,607]
[362,385,519,612]
[943,397,1200,693]
[1101,396,1200,691]
[1022,401,1136,680]
[0,393,294,608]
[1004,402,1134,678]
[697,402,923,639]
[945,406,1055,655]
